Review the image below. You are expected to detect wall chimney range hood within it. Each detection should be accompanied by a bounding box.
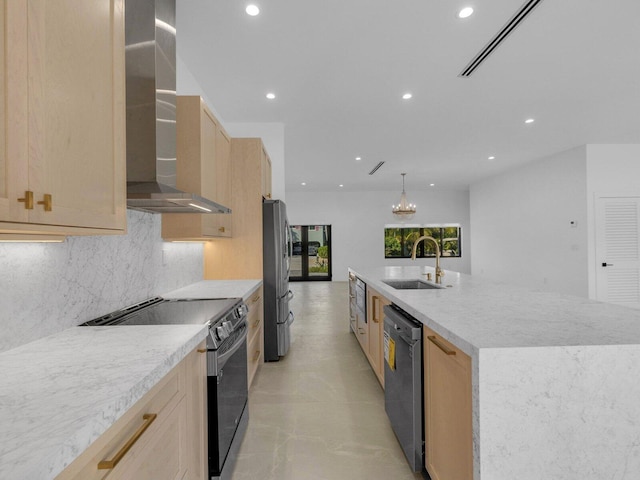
[125,0,231,214]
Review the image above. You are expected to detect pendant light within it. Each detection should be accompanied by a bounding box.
[392,173,416,220]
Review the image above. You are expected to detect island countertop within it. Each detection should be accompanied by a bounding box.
[0,279,262,480]
[350,266,640,480]
[350,265,640,356]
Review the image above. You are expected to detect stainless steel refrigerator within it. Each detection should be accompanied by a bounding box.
[263,199,294,361]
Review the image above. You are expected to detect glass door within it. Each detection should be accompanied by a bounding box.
[290,225,332,281]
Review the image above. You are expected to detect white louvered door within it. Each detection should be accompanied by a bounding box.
[595,196,640,309]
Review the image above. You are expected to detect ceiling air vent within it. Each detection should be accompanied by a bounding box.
[459,0,544,77]
[369,161,385,175]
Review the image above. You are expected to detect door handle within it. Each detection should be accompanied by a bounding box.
[601,263,614,267]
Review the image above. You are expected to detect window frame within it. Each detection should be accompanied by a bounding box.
[384,224,462,259]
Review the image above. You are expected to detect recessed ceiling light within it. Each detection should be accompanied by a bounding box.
[339,184,344,188]
[488,156,495,160]
[266,92,276,100]
[402,93,413,100]
[301,182,306,186]
[246,4,260,16]
[525,118,535,124]
[458,7,474,18]
[430,183,435,187]
[355,156,362,161]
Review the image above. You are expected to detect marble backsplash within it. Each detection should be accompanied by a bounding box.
[0,209,204,353]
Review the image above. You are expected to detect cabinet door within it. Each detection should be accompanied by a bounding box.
[199,105,219,236]
[211,125,232,236]
[424,326,473,480]
[261,147,272,199]
[26,0,125,230]
[366,287,390,387]
[355,307,368,352]
[0,0,29,224]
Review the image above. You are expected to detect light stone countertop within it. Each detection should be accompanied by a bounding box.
[351,265,640,357]
[163,279,262,302]
[0,279,262,480]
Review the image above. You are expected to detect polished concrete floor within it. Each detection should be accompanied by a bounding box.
[233,281,426,480]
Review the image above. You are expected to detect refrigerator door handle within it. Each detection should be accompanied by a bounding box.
[279,289,294,301]
[277,311,294,326]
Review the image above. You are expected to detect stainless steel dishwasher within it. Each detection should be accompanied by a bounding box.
[383,304,424,473]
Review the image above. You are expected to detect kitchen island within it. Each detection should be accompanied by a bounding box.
[350,266,640,480]
[0,279,261,480]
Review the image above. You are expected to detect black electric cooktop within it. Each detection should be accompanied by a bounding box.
[81,297,241,327]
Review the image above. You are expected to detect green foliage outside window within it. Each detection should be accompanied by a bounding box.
[384,226,462,258]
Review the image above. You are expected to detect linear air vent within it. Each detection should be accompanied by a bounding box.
[369,161,385,175]
[459,0,544,77]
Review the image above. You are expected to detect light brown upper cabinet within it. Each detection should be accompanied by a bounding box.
[0,0,126,236]
[204,138,272,279]
[162,96,232,240]
[261,146,272,200]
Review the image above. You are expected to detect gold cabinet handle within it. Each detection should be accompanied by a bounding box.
[97,413,157,470]
[253,350,261,361]
[252,317,260,328]
[197,348,207,353]
[428,336,456,356]
[251,294,261,304]
[372,296,379,323]
[218,227,225,233]
[358,328,366,335]
[37,194,52,211]
[17,191,34,210]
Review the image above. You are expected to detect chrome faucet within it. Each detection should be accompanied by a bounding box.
[411,236,444,284]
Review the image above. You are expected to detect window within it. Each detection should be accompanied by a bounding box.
[384,225,462,258]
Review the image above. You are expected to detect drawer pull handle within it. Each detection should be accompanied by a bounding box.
[98,413,157,469]
[37,194,52,211]
[253,317,261,328]
[428,336,456,356]
[197,348,207,353]
[358,328,366,335]
[372,296,379,323]
[17,191,34,210]
[253,350,261,361]
[251,295,261,304]
[218,227,225,233]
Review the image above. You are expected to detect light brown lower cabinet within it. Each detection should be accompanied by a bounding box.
[423,326,473,480]
[56,342,207,480]
[246,286,264,388]
[366,286,391,387]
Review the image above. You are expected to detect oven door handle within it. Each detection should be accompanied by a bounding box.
[216,323,248,371]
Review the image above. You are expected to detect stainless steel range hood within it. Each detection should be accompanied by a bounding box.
[125,0,231,214]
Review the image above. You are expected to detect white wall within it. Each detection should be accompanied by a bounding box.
[0,210,203,353]
[469,146,589,297]
[286,189,471,281]
[586,144,640,298]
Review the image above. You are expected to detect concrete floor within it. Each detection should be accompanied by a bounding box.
[233,281,425,480]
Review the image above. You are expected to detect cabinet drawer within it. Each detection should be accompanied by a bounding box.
[247,323,263,387]
[56,354,188,480]
[247,287,263,343]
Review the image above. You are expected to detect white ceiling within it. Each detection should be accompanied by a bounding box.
[176,0,640,193]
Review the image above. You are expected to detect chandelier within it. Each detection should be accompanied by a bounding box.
[392,173,416,219]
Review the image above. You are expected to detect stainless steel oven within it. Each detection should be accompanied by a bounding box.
[81,296,250,480]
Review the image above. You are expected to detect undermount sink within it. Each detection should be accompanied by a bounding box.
[382,279,445,290]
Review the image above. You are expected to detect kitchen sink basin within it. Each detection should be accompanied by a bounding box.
[381,279,444,290]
